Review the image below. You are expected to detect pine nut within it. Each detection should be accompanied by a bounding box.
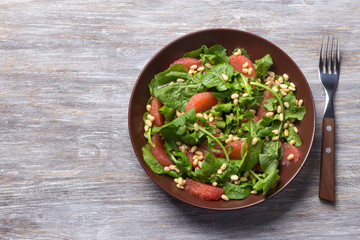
[283,73,289,80]
[242,68,248,74]
[188,69,194,75]
[287,154,295,160]
[272,136,279,141]
[195,151,203,156]
[231,93,239,99]
[174,167,180,173]
[234,49,242,56]
[221,73,229,81]
[234,180,241,185]
[290,82,296,88]
[289,140,296,145]
[176,184,184,189]
[280,89,287,96]
[252,137,258,145]
[145,119,152,127]
[198,161,202,168]
[174,178,179,183]
[284,102,290,108]
[272,86,279,92]
[278,77,284,83]
[272,129,280,135]
[233,98,239,106]
[243,171,250,178]
[230,175,239,181]
[176,78,185,83]
[293,126,299,133]
[193,158,199,166]
[205,63,212,69]
[144,125,149,132]
[277,105,282,113]
[147,114,155,121]
[233,136,240,141]
[225,138,232,144]
[250,190,258,195]
[190,64,198,70]
[190,146,197,153]
[265,112,274,118]
[217,169,223,175]
[248,67,253,75]
[283,122,289,129]
[242,93,249,97]
[280,84,288,89]
[168,81,174,85]
[146,104,151,112]
[250,109,257,115]
[220,163,227,171]
[242,62,249,68]
[279,113,284,121]
[196,113,203,118]
[169,165,176,170]
[284,129,289,136]
[298,99,304,106]
[176,141,182,146]
[221,194,229,201]
[178,177,184,186]
[197,66,205,72]
[212,182,218,187]
[164,166,171,172]
[194,123,199,131]
[240,177,248,182]
[288,86,296,91]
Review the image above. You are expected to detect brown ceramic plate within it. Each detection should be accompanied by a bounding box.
[128,29,316,210]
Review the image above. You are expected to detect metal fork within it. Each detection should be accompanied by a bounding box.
[318,36,340,202]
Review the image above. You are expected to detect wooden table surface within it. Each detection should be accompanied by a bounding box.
[1,0,360,239]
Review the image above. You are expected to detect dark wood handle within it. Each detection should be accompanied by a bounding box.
[319,118,335,201]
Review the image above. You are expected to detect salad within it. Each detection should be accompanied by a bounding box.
[141,45,306,201]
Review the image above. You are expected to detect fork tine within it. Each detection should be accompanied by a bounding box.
[330,36,335,73]
[319,36,325,71]
[335,37,340,74]
[324,36,330,73]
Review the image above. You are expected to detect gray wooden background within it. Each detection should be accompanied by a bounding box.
[1,0,359,239]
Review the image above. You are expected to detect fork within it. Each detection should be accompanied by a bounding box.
[318,36,340,202]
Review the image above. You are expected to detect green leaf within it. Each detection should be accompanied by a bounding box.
[201,63,234,91]
[259,141,281,173]
[254,54,273,79]
[142,145,180,178]
[223,182,252,199]
[286,126,302,146]
[158,105,175,122]
[148,64,188,95]
[264,97,277,111]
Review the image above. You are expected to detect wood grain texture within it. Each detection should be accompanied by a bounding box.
[319,118,335,201]
[1,0,360,239]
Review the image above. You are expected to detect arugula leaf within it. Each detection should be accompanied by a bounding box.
[154,80,207,111]
[223,182,252,199]
[259,141,281,173]
[183,45,229,64]
[148,64,188,95]
[254,54,273,79]
[142,145,180,178]
[201,63,234,91]
[285,126,302,146]
[172,152,192,176]
[252,169,280,195]
[158,105,175,122]
[264,97,278,111]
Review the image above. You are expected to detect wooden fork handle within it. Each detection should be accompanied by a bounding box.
[319,117,335,201]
